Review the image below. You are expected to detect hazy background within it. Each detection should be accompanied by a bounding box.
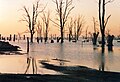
[0,0,120,37]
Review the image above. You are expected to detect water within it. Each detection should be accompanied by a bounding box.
[0,40,120,74]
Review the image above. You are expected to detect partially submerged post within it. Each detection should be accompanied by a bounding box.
[23,35,26,40]
[27,37,29,54]
[13,34,16,42]
[0,34,1,40]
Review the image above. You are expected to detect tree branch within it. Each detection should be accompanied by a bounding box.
[104,14,111,27]
[105,0,114,5]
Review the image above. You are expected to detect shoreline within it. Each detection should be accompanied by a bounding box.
[0,71,120,82]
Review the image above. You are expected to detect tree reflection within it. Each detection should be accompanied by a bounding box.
[93,48,105,71]
[58,44,65,66]
[99,50,105,71]
[25,43,37,74]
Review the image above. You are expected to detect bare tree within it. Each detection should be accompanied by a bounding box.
[98,0,114,71]
[41,11,50,43]
[21,1,45,43]
[105,29,111,35]
[85,26,88,39]
[53,0,74,43]
[98,0,113,51]
[92,17,99,46]
[93,17,99,33]
[36,21,42,38]
[67,18,73,42]
[73,15,84,42]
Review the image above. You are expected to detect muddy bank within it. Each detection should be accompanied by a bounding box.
[0,41,20,51]
[0,72,120,82]
[40,62,120,82]
[0,41,22,55]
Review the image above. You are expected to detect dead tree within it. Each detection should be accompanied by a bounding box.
[36,21,42,38]
[73,15,84,42]
[98,0,114,71]
[53,0,74,43]
[92,17,99,46]
[67,18,73,42]
[36,21,43,43]
[41,11,50,43]
[21,1,45,43]
[85,26,88,39]
[99,0,113,52]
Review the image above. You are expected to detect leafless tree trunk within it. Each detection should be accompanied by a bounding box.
[36,21,42,38]
[93,17,99,33]
[53,0,74,43]
[67,18,73,42]
[21,1,45,43]
[99,0,113,52]
[92,17,99,46]
[98,0,113,71]
[41,11,50,43]
[73,15,84,42]
[85,26,88,39]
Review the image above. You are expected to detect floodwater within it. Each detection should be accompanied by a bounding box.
[0,40,120,74]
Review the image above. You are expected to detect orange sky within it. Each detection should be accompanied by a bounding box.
[0,0,120,37]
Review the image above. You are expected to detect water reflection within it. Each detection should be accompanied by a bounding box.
[99,50,105,71]
[93,47,105,71]
[93,46,115,72]
[0,41,120,74]
[25,43,38,74]
[57,44,65,66]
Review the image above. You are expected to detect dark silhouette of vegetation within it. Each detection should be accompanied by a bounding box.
[0,41,20,51]
[20,1,45,43]
[67,15,84,42]
[41,11,50,43]
[0,34,1,40]
[92,32,99,46]
[13,34,16,42]
[52,0,74,43]
[107,34,114,51]
[9,34,12,41]
[92,17,99,46]
[98,0,114,71]
[67,18,73,42]
[36,21,43,42]
[75,15,84,41]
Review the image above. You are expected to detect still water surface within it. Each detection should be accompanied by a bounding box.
[0,40,120,74]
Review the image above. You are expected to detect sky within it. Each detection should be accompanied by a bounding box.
[0,0,120,37]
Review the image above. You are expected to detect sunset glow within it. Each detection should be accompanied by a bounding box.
[0,0,120,36]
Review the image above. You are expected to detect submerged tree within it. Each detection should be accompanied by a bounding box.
[98,0,114,71]
[36,21,42,38]
[68,18,73,42]
[92,17,99,46]
[41,11,50,43]
[74,15,84,42]
[21,1,45,43]
[53,0,74,43]
[98,0,113,52]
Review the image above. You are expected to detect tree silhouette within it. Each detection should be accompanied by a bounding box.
[67,18,73,42]
[21,1,45,43]
[98,0,113,52]
[98,0,114,71]
[74,16,84,42]
[41,11,50,43]
[92,17,99,46]
[53,0,74,43]
[36,21,42,38]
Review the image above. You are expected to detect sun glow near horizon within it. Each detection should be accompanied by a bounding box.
[0,0,120,37]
